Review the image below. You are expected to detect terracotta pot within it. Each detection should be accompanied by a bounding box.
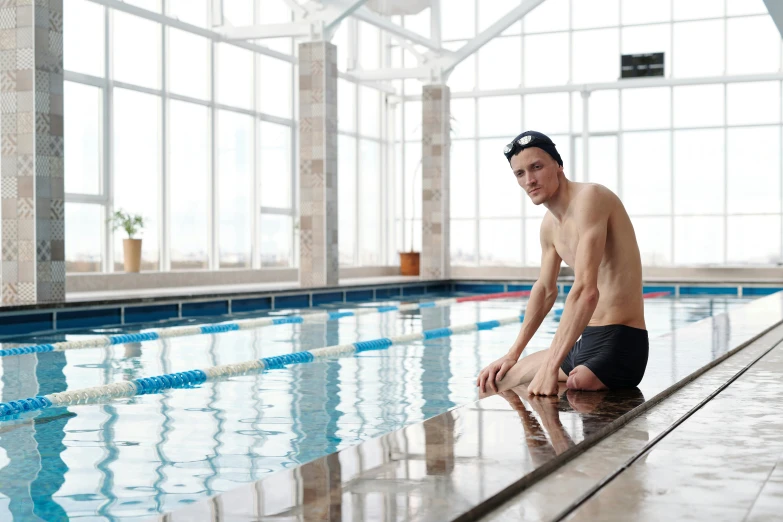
[399,251,420,276]
[123,239,142,273]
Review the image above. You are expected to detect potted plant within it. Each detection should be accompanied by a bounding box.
[108,209,145,273]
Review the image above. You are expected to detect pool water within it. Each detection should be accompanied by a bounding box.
[0,293,753,520]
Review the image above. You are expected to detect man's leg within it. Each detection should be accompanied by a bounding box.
[480,349,568,398]
[566,365,607,391]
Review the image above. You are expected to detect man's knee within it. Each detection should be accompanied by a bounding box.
[566,365,607,391]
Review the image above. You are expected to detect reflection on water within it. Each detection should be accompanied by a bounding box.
[0,296,754,520]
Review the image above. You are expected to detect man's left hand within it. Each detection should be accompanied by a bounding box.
[527,365,560,396]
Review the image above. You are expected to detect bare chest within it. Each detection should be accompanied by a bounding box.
[553,223,579,267]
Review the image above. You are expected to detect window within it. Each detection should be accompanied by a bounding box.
[673,20,724,78]
[673,0,723,20]
[622,88,671,130]
[169,101,209,270]
[259,122,292,210]
[631,217,672,265]
[451,220,476,265]
[480,219,522,266]
[339,135,357,265]
[359,86,380,138]
[113,11,160,89]
[726,82,781,126]
[450,98,476,138]
[525,218,543,266]
[727,17,781,75]
[673,129,725,215]
[572,0,619,29]
[442,0,475,40]
[479,37,521,90]
[217,111,253,268]
[622,132,671,216]
[622,24,671,77]
[451,141,476,219]
[167,0,208,27]
[358,140,381,265]
[259,56,293,119]
[524,93,569,135]
[524,33,569,88]
[572,29,619,84]
[65,204,103,273]
[64,82,102,195]
[524,0,569,33]
[448,54,476,92]
[478,96,521,137]
[673,85,724,128]
[338,79,356,133]
[217,44,254,110]
[359,22,380,70]
[478,139,522,218]
[674,217,724,265]
[727,127,780,214]
[168,29,210,101]
[260,214,293,267]
[113,89,160,271]
[727,216,780,264]
[64,0,104,77]
[621,0,670,25]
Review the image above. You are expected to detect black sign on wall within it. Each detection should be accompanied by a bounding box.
[621,53,665,78]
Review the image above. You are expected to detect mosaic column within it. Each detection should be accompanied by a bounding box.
[0,0,65,304]
[298,41,338,288]
[421,84,450,280]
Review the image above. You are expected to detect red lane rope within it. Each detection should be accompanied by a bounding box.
[455,290,531,303]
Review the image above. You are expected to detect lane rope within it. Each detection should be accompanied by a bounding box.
[0,290,532,358]
[0,292,674,417]
[0,309,555,418]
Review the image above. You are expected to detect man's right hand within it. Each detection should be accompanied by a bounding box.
[476,354,518,393]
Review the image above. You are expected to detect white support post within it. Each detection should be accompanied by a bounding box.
[325,0,370,32]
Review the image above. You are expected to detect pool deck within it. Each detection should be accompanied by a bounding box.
[156,292,783,521]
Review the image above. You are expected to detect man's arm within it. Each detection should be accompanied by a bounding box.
[476,219,561,392]
[543,189,609,376]
[507,225,561,359]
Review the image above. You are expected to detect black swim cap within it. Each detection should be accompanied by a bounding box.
[503,130,563,166]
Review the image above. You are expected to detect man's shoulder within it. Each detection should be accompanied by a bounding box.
[573,183,616,212]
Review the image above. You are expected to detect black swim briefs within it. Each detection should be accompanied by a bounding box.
[560,324,649,389]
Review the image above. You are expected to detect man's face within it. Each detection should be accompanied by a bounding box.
[509,147,562,205]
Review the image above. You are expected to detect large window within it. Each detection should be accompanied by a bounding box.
[64,0,297,273]
[393,1,783,267]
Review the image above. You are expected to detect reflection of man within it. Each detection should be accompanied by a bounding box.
[477,130,649,396]
[497,384,647,462]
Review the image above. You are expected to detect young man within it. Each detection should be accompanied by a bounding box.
[476,130,649,397]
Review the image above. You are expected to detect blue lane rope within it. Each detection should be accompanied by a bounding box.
[0,294,533,359]
[0,308,564,419]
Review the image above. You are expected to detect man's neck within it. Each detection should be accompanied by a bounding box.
[544,176,573,222]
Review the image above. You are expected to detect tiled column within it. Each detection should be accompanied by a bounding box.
[298,41,338,288]
[421,84,450,280]
[0,0,65,304]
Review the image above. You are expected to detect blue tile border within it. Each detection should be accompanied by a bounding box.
[643,286,676,294]
[125,304,179,324]
[182,301,229,318]
[679,286,738,296]
[454,283,506,294]
[0,280,779,339]
[742,287,783,296]
[346,290,373,302]
[58,308,122,330]
[232,297,273,314]
[0,312,53,337]
[312,292,344,306]
[275,294,310,310]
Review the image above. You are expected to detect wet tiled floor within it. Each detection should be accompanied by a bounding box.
[565,336,783,521]
[157,293,783,521]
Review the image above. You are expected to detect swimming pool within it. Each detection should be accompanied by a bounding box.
[0,291,756,520]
